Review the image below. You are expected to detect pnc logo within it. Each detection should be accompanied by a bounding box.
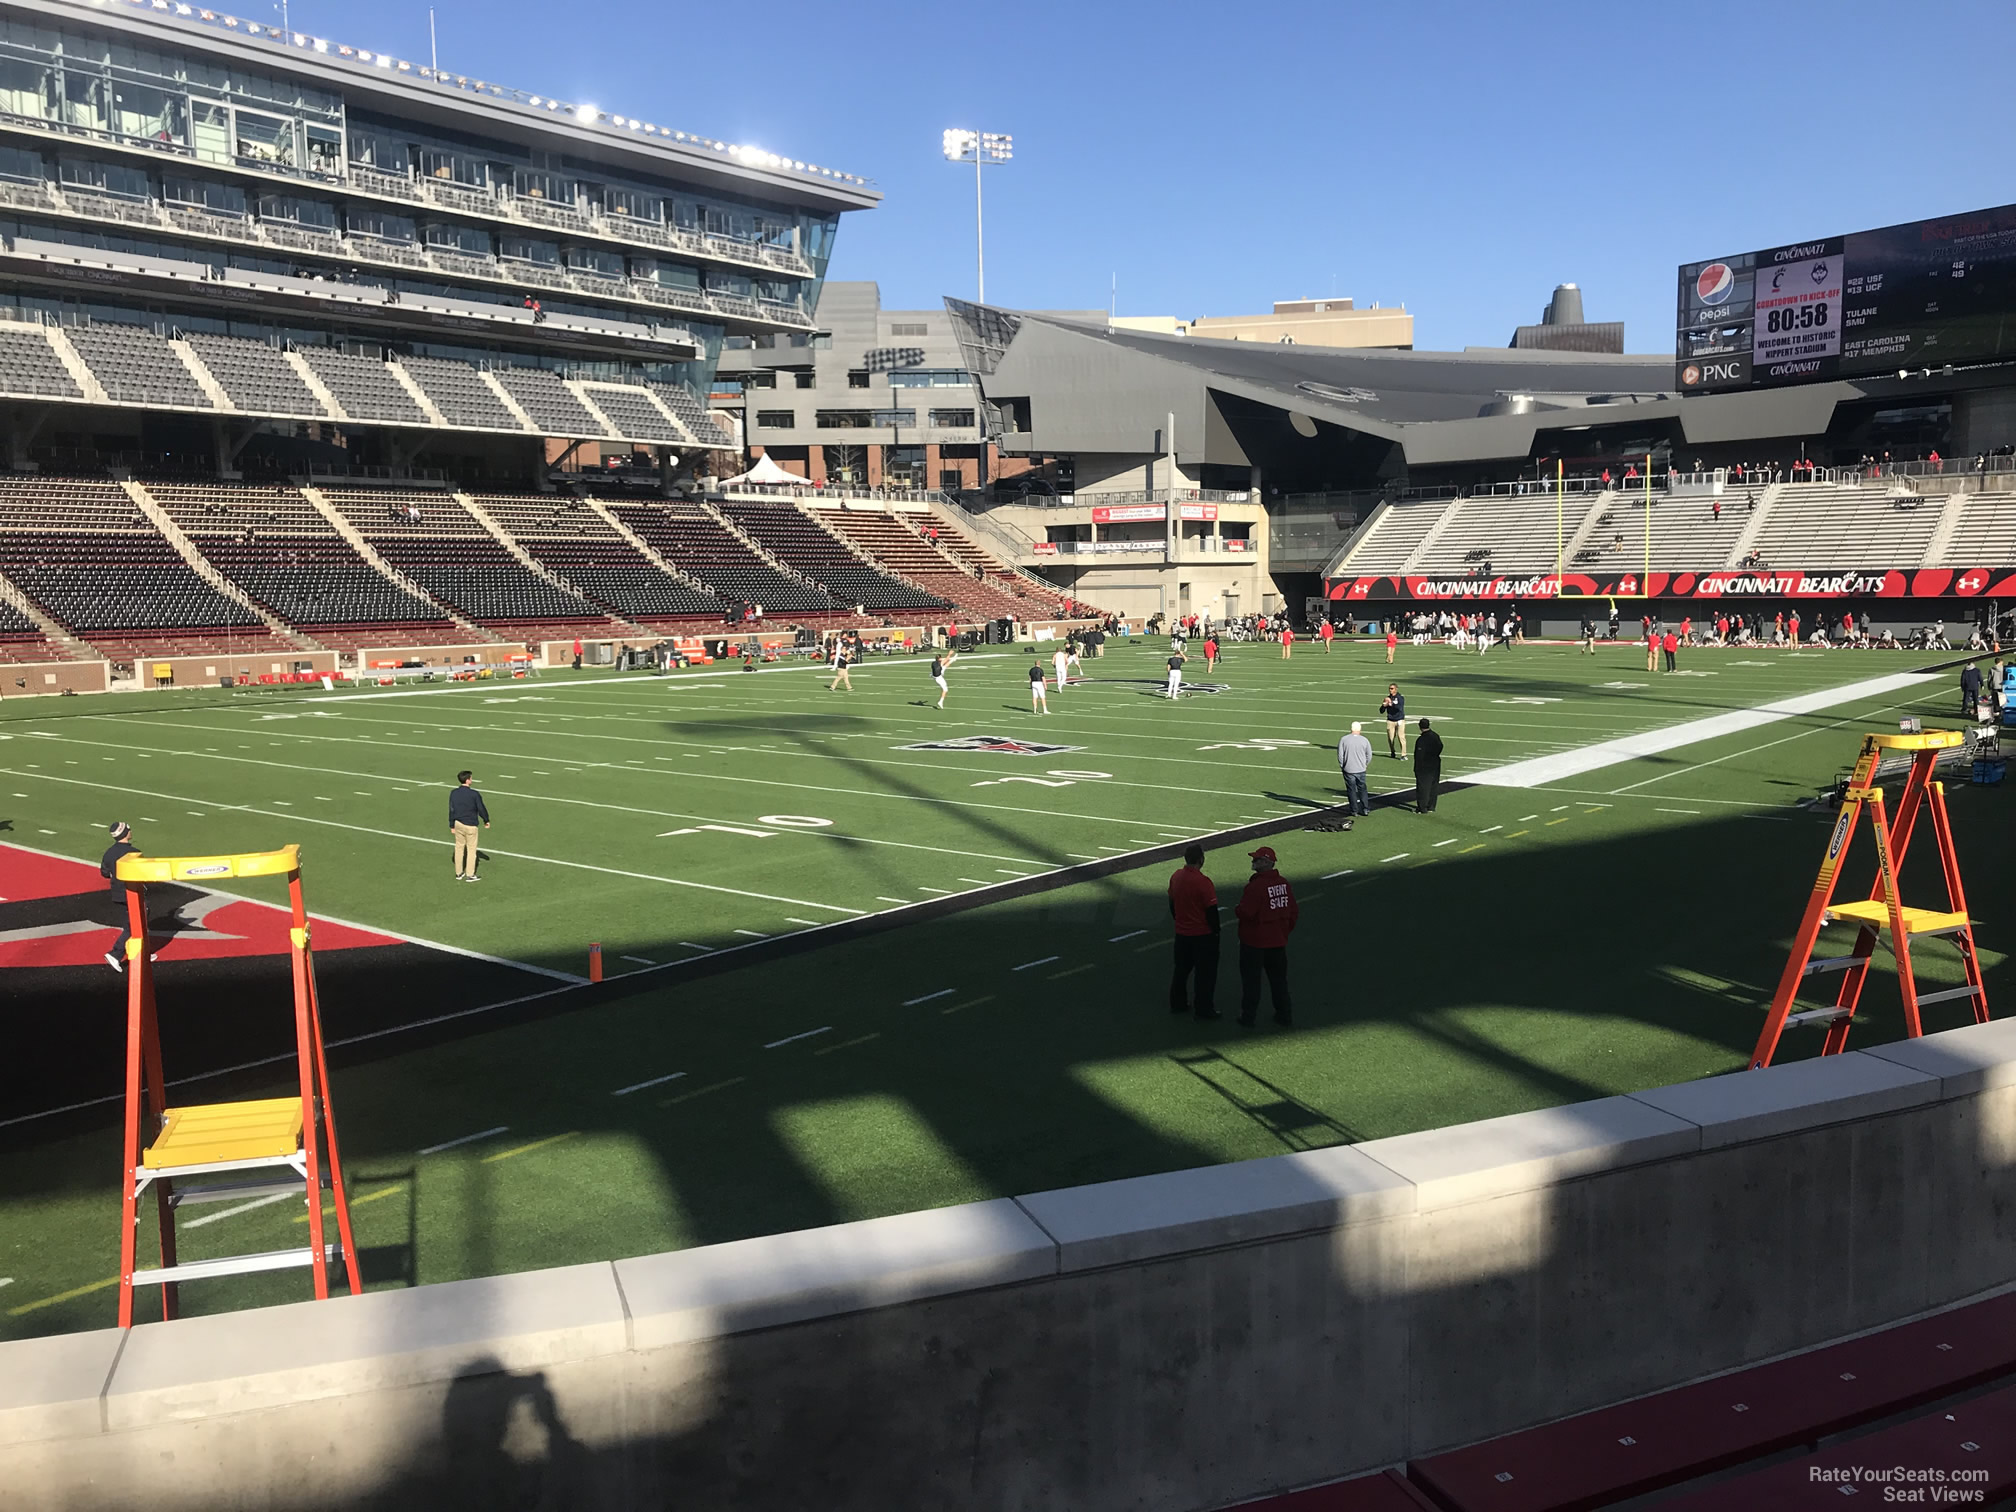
[1696,263,1735,304]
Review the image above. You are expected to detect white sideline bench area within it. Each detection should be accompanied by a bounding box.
[8,1016,2016,1510]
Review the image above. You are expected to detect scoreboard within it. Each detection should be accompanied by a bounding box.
[1676,202,2016,393]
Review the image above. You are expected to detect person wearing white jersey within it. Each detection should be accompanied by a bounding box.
[1052,646,1070,694]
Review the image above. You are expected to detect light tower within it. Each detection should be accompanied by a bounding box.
[941,128,1013,303]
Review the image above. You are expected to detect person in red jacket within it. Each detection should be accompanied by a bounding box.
[1319,618,1336,653]
[1662,629,1680,672]
[1234,845,1298,1028]
[1279,624,1295,659]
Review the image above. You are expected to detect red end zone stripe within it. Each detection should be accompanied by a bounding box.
[0,843,402,970]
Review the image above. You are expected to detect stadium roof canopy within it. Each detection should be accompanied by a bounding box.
[945,301,1937,474]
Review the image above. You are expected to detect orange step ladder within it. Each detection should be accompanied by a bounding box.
[115,844,360,1327]
[1751,729,1990,1069]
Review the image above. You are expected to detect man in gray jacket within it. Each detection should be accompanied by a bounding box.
[1338,721,1373,816]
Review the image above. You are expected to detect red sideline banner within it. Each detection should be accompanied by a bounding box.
[1089,503,1218,524]
[1326,566,2016,602]
[1032,541,1058,554]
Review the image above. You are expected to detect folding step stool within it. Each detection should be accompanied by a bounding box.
[115,844,360,1327]
[1751,730,1991,1070]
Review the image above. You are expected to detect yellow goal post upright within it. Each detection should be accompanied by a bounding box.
[114,843,360,1328]
[1553,454,1653,604]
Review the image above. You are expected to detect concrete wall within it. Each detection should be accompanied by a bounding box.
[138,650,337,686]
[9,1020,2016,1511]
[0,658,109,697]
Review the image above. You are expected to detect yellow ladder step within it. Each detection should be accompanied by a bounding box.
[1826,900,1969,935]
[142,1098,304,1169]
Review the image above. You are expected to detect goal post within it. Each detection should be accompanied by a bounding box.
[1554,453,1653,600]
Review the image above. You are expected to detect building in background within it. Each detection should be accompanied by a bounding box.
[714,281,1075,492]
[0,0,877,481]
[1112,298,1412,349]
[1506,283,1623,354]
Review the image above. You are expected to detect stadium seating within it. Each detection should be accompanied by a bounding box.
[922,510,1087,617]
[648,382,733,446]
[181,333,326,418]
[297,348,429,424]
[324,489,609,627]
[608,502,837,613]
[149,483,455,644]
[580,385,684,443]
[65,322,213,409]
[0,595,67,662]
[1585,493,1751,570]
[1936,490,2016,564]
[1409,493,1583,574]
[719,500,946,611]
[468,494,725,620]
[1333,498,1453,573]
[0,322,83,399]
[394,356,520,431]
[1746,481,1941,565]
[819,507,1047,619]
[491,368,607,437]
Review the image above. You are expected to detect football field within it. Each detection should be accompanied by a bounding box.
[0,634,2003,1339]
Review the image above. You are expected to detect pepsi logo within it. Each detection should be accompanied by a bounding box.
[1696,263,1735,304]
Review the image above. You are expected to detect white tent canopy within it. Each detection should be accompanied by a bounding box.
[718,454,804,486]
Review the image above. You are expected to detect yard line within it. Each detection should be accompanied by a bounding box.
[1109,929,1147,942]
[1099,845,1133,853]
[1433,838,1459,847]
[1322,869,1355,880]
[664,1076,745,1106]
[941,994,996,1014]
[1013,956,1060,971]
[1550,805,1570,812]
[1479,825,1503,833]
[918,885,953,894]
[1518,815,1539,822]
[611,1072,685,1096]
[0,770,866,920]
[1380,853,1409,863]
[957,877,988,885]
[676,941,713,953]
[994,868,1033,876]
[1656,807,1703,815]
[903,988,955,1006]
[814,1032,881,1056]
[180,1191,297,1229]
[419,1125,509,1155]
[619,955,656,965]
[764,1026,831,1049]
[876,896,909,904]
[734,928,771,938]
[785,918,825,928]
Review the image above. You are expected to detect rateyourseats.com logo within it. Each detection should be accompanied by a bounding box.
[1808,1462,1987,1501]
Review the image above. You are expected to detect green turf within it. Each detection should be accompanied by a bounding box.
[2,635,2003,1339]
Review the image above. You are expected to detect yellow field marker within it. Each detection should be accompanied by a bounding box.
[663,1076,746,1107]
[814,1032,882,1056]
[1046,963,1096,981]
[481,1131,579,1164]
[1545,818,1569,826]
[1459,843,1486,854]
[295,1183,409,1224]
[7,1275,118,1317]
[1508,829,1529,837]
[941,994,996,1014]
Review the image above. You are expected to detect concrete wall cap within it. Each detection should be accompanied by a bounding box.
[615,1197,1056,1350]
[1628,1050,1939,1150]
[0,1327,124,1446]
[102,1261,627,1431]
[1354,1094,1700,1210]
[1015,1143,1415,1272]
[1859,1018,2016,1100]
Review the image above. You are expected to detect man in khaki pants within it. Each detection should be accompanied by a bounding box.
[449,769,491,882]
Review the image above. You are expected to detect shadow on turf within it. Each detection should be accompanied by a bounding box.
[1,690,2004,1348]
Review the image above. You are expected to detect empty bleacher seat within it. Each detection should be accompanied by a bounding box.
[298,348,429,423]
[491,368,607,437]
[720,500,946,612]
[182,332,326,417]
[1750,481,1941,566]
[66,322,213,409]
[0,324,83,399]
[1942,491,2016,563]
[466,494,724,618]
[648,382,732,446]
[396,356,524,431]
[608,502,836,613]
[580,384,684,443]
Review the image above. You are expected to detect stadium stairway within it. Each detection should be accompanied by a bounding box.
[299,486,498,642]
[1397,497,1475,573]
[1924,488,1975,566]
[698,499,839,607]
[122,480,326,653]
[454,492,652,637]
[1724,482,1782,566]
[0,565,91,661]
[1222,1286,2016,1512]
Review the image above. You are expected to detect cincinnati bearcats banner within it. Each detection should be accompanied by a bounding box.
[1325,567,2016,603]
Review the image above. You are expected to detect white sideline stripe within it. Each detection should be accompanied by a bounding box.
[0,776,865,921]
[1465,671,1936,788]
[611,1072,685,1096]
[1380,854,1409,863]
[419,1125,508,1155]
[1013,956,1059,971]
[180,1191,296,1229]
[1322,869,1355,880]
[0,838,585,984]
[1434,838,1459,847]
[765,1026,830,1049]
[903,989,955,1006]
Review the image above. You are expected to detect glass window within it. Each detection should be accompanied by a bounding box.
[793,372,815,389]
[755,410,794,429]
[419,148,486,187]
[110,81,182,145]
[637,259,699,290]
[257,194,337,229]
[930,408,976,428]
[705,268,752,297]
[669,196,699,233]
[348,208,414,242]
[604,186,657,221]
[58,156,148,198]
[0,57,50,122]
[566,246,623,279]
[721,335,753,351]
[741,370,776,389]
[190,100,229,164]
[884,446,925,484]
[303,123,341,178]
[424,222,492,256]
[513,168,572,205]
[816,409,874,429]
[233,107,295,168]
[890,322,929,337]
[888,370,974,388]
[348,129,407,173]
[0,144,42,183]
[164,175,245,214]
[500,234,558,266]
[847,370,869,389]
[870,408,917,427]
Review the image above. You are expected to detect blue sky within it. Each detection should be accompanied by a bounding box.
[307,0,2012,352]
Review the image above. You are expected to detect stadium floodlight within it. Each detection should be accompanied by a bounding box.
[941,128,1013,303]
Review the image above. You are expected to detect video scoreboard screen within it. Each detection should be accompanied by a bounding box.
[1676,201,2016,393]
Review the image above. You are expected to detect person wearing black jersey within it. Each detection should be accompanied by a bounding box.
[1165,648,1186,699]
[99,820,145,971]
[931,648,955,710]
[1029,659,1049,714]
